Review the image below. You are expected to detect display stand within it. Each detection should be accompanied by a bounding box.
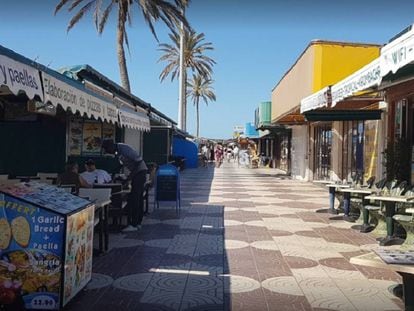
[0,182,94,310]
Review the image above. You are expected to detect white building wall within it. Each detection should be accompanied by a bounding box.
[290,125,309,180]
[124,128,143,156]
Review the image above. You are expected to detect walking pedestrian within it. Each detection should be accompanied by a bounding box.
[214,144,224,168]
[101,139,147,232]
[233,145,240,164]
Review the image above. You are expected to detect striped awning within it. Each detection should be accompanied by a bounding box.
[42,71,118,124]
[0,54,43,101]
[119,106,150,132]
[331,58,381,107]
[300,86,330,113]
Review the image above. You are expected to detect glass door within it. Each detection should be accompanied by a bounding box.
[314,124,332,180]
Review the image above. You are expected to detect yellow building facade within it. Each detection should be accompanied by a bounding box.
[271,40,380,180]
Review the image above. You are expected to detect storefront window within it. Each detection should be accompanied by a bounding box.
[68,117,116,157]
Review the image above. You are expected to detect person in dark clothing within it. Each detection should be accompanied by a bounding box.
[102,139,147,232]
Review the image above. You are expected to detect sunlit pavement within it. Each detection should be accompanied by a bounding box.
[66,162,403,311]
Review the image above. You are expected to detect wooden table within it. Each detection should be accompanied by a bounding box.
[351,252,414,310]
[325,184,351,214]
[366,195,414,246]
[338,188,374,228]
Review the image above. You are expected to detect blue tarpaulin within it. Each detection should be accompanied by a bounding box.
[172,137,198,168]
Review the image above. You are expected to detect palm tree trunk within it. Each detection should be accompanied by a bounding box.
[196,96,200,137]
[117,16,131,92]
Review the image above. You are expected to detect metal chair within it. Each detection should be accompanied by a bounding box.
[393,186,414,249]
[365,180,397,239]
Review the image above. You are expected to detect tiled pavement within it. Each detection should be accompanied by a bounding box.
[66,162,404,311]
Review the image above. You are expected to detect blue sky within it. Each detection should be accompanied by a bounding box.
[1,0,414,138]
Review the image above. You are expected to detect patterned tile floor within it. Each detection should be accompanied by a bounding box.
[65,162,404,311]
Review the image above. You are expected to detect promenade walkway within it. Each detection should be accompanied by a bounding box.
[67,162,403,311]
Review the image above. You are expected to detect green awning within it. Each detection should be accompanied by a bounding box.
[304,110,382,121]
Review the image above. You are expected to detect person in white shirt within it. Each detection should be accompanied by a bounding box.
[80,159,112,186]
[233,146,240,164]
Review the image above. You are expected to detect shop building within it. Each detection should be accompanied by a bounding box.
[254,101,290,170]
[379,24,414,184]
[271,40,380,181]
[0,45,176,176]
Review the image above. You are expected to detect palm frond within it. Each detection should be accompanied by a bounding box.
[55,0,72,14]
[98,2,114,33]
[93,0,103,30]
[67,0,95,31]
[69,0,86,11]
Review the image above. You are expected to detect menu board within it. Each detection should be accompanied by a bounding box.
[0,182,89,214]
[63,205,94,306]
[68,118,82,156]
[102,122,115,141]
[0,193,63,310]
[82,122,102,155]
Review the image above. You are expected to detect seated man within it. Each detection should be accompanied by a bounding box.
[80,159,112,186]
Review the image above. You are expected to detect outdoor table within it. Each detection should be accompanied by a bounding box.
[350,252,414,310]
[365,195,414,246]
[325,184,350,214]
[338,188,374,229]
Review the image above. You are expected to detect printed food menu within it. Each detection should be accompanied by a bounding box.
[0,193,63,310]
[63,205,94,306]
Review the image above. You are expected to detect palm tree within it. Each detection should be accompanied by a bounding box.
[158,29,215,82]
[158,28,215,131]
[55,0,190,92]
[187,74,216,138]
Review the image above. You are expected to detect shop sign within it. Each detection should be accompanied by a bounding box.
[300,86,330,113]
[0,54,43,100]
[119,108,150,132]
[331,59,381,106]
[381,26,414,76]
[42,72,113,122]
